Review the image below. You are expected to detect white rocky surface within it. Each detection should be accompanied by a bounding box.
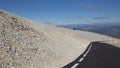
[0,10,120,68]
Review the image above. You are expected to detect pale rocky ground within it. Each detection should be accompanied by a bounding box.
[0,10,120,68]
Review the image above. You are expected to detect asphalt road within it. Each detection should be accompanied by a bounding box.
[63,42,120,68]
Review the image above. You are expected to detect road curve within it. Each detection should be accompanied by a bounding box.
[63,42,120,68]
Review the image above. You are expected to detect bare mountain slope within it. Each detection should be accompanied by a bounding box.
[0,10,120,68]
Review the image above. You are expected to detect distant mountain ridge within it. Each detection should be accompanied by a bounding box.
[58,22,120,28]
[58,23,120,38]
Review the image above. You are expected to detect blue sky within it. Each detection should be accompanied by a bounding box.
[0,0,120,25]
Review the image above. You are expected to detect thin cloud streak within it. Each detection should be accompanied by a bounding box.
[89,6,102,10]
[80,2,102,10]
[93,16,109,19]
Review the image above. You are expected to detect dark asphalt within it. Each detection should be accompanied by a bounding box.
[63,42,120,68]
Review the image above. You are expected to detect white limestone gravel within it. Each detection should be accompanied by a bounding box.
[0,10,120,68]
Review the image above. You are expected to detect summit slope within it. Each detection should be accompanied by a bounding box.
[0,10,120,68]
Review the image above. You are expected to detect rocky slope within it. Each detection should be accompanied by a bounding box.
[0,10,120,68]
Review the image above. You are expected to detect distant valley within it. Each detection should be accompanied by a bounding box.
[59,23,120,38]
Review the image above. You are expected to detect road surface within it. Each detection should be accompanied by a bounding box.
[63,42,120,68]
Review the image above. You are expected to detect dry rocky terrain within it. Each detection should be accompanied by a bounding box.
[0,10,120,68]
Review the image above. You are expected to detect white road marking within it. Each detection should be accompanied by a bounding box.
[85,43,92,55]
[71,63,80,68]
[78,43,92,63]
[78,57,84,62]
[83,54,87,57]
[71,43,93,68]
